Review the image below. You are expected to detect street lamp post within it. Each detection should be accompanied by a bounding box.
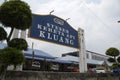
[49,10,54,15]
[66,18,70,22]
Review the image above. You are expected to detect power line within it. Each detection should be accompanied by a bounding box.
[81,1,120,38]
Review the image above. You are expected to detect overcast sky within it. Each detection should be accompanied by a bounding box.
[0,0,120,57]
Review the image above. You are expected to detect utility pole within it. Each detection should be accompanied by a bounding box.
[32,42,34,62]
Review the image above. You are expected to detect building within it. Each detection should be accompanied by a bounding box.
[0,42,111,72]
[61,50,111,71]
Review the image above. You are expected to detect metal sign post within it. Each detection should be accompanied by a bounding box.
[78,28,87,73]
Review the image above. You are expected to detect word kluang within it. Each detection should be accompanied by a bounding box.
[37,23,76,46]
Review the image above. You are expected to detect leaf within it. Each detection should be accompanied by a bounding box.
[107,58,115,63]
[105,47,120,57]
[0,47,25,66]
[0,27,7,41]
[117,56,120,63]
[8,38,28,50]
[0,0,32,30]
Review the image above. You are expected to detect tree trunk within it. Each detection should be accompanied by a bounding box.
[0,65,8,80]
[6,27,14,44]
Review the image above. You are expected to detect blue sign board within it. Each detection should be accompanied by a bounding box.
[29,14,79,48]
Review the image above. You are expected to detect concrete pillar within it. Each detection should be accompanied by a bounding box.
[78,28,87,72]
[20,30,26,39]
[12,28,19,38]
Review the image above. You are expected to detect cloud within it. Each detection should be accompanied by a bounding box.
[26,0,120,57]
[1,0,119,57]
[83,0,120,54]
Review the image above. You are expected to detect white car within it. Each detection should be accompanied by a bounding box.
[95,68,105,73]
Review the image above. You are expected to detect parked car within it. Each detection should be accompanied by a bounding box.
[92,68,105,73]
[112,69,120,73]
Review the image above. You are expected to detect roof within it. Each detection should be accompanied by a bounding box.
[62,51,78,57]
[46,59,73,64]
[56,55,78,62]
[55,55,79,64]
[87,59,104,65]
[0,43,55,59]
[23,48,55,59]
[0,43,110,65]
[24,51,77,64]
[57,55,108,65]
[62,50,108,57]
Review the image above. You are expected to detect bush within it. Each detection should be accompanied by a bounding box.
[8,38,28,50]
[0,0,32,30]
[0,47,25,67]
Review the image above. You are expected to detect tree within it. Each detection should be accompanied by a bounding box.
[105,47,120,69]
[8,38,28,50]
[0,0,32,80]
[0,0,32,43]
[0,47,25,79]
[0,27,7,41]
[0,47,25,67]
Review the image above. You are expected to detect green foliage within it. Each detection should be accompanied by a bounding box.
[105,47,120,69]
[111,63,120,69]
[105,47,119,57]
[117,56,120,63]
[8,38,28,50]
[107,58,115,63]
[0,0,32,30]
[0,47,25,67]
[0,27,7,41]
[0,1,31,79]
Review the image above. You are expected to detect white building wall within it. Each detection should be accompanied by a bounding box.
[20,30,26,39]
[12,28,19,38]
